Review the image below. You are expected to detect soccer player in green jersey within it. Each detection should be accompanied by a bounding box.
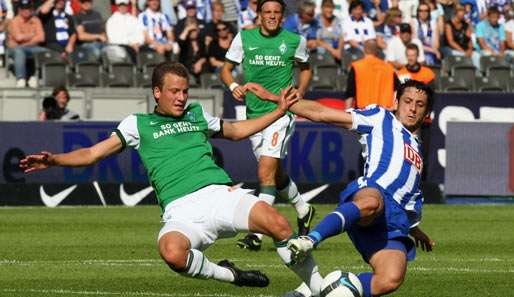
[20,62,324,295]
[221,0,316,251]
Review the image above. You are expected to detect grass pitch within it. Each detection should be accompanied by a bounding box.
[1,204,513,297]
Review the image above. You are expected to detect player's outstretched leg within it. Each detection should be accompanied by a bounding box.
[277,175,315,235]
[288,187,383,259]
[159,231,269,287]
[248,201,323,296]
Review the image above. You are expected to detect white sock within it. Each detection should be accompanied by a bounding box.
[184,249,234,283]
[278,180,310,218]
[276,245,322,296]
[259,192,276,205]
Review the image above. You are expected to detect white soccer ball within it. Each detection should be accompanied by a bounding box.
[320,270,363,297]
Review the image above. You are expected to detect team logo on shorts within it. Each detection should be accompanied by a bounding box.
[279,40,287,55]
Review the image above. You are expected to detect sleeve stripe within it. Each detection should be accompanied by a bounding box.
[113,129,127,149]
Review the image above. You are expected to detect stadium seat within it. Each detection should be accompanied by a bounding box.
[311,66,339,91]
[188,75,200,88]
[341,49,364,73]
[34,51,67,87]
[442,55,473,76]
[439,76,473,92]
[474,77,506,92]
[480,56,510,74]
[137,51,165,71]
[311,51,339,68]
[104,64,136,87]
[337,72,348,92]
[71,63,103,87]
[200,73,224,89]
[450,64,476,82]
[41,63,68,87]
[70,47,99,65]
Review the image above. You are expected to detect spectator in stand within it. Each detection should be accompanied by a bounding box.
[342,0,376,52]
[105,0,143,64]
[205,1,236,47]
[476,6,506,58]
[284,1,319,50]
[219,0,240,27]
[177,0,212,22]
[397,0,418,22]
[314,0,349,22]
[0,0,11,66]
[316,0,344,60]
[7,0,45,88]
[239,0,258,30]
[139,0,176,56]
[38,86,80,121]
[443,4,475,59]
[38,0,77,59]
[411,2,441,65]
[178,18,207,80]
[207,21,233,72]
[345,40,400,109]
[397,43,435,85]
[386,23,425,68]
[505,7,514,59]
[175,0,205,37]
[425,0,445,32]
[376,7,402,50]
[76,0,106,60]
[367,0,387,27]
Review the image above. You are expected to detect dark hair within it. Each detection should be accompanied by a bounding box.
[349,0,364,13]
[406,43,419,54]
[52,86,70,102]
[488,6,500,15]
[396,80,434,112]
[152,62,190,91]
[257,0,286,13]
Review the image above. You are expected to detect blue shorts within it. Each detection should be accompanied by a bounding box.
[339,180,416,263]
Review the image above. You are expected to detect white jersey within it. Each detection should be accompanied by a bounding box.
[350,105,423,217]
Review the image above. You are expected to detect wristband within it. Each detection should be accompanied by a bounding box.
[229,82,239,92]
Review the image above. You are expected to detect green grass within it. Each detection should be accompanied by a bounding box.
[1,204,514,296]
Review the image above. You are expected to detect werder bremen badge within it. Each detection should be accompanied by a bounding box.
[279,40,287,55]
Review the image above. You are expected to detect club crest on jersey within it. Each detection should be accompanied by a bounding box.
[404,144,422,173]
[279,40,287,55]
[186,111,196,122]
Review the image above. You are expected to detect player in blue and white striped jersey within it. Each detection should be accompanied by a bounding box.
[284,80,435,297]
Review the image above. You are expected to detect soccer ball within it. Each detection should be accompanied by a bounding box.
[320,270,363,297]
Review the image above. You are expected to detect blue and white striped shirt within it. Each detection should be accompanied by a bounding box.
[351,105,423,224]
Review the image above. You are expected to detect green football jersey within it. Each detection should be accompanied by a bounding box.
[114,103,232,212]
[226,28,309,118]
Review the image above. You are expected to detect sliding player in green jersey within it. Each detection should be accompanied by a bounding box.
[20,62,324,295]
[221,0,315,251]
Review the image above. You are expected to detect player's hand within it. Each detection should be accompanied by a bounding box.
[232,85,247,101]
[277,86,299,113]
[19,151,55,173]
[245,82,280,102]
[409,226,435,252]
[287,236,314,262]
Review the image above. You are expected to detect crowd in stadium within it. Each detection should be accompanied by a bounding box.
[0,0,513,88]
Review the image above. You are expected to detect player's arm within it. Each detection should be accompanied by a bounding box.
[20,134,123,173]
[289,99,353,129]
[221,86,298,141]
[409,226,435,252]
[220,32,247,101]
[296,62,312,97]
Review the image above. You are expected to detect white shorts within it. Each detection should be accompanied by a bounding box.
[157,185,259,251]
[249,114,295,160]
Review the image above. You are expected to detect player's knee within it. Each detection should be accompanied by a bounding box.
[356,196,382,220]
[373,273,404,295]
[160,242,189,272]
[268,210,293,241]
